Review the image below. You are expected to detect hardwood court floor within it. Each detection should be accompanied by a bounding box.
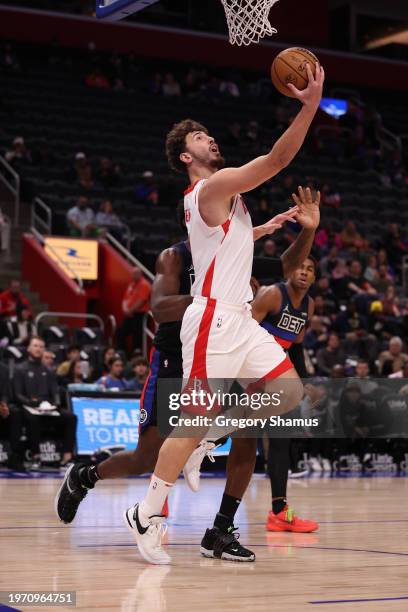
[1,475,408,612]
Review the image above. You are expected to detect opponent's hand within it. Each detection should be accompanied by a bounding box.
[292,186,320,230]
[288,63,325,110]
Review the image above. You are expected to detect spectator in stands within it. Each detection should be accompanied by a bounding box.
[354,359,378,394]
[304,315,328,352]
[219,77,240,97]
[63,360,89,386]
[345,260,377,299]
[56,345,81,378]
[162,72,181,97]
[96,157,122,189]
[93,346,117,380]
[319,245,341,277]
[66,195,98,237]
[372,265,394,295]
[4,136,31,167]
[72,152,94,190]
[332,301,368,339]
[320,183,341,208]
[133,170,159,205]
[261,239,277,258]
[97,357,128,390]
[126,356,149,392]
[117,266,151,354]
[5,304,37,346]
[95,199,125,242]
[364,254,378,283]
[13,336,77,469]
[42,350,56,371]
[0,361,24,471]
[388,360,408,379]
[381,285,401,317]
[0,280,32,319]
[85,68,110,89]
[379,337,408,377]
[0,207,11,252]
[316,333,346,376]
[383,223,408,270]
[340,221,367,252]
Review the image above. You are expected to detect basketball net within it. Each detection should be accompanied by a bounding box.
[220,0,280,46]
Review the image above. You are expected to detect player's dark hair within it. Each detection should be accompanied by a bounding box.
[166,119,208,173]
[305,254,318,274]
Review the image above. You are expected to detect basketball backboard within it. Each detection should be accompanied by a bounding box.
[96,0,160,21]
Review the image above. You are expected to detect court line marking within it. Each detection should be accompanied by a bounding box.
[76,543,408,557]
[2,519,408,530]
[309,596,408,604]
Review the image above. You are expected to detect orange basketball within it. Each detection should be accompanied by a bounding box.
[271,47,318,98]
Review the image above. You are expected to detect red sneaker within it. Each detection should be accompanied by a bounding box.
[161,497,169,518]
[265,505,318,533]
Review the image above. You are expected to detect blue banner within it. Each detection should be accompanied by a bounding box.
[72,396,140,453]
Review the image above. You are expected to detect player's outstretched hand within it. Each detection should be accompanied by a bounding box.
[287,63,325,110]
[262,206,299,235]
[292,186,320,230]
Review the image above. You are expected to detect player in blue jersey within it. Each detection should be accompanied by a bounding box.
[251,256,319,532]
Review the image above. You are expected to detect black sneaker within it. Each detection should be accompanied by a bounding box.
[200,526,255,562]
[54,463,93,524]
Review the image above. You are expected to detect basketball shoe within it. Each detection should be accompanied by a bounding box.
[124,503,170,565]
[183,441,216,492]
[266,505,318,533]
[55,463,91,524]
[200,526,255,562]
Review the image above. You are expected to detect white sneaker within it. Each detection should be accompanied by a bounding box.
[183,441,216,492]
[308,456,323,472]
[288,468,309,479]
[124,503,170,565]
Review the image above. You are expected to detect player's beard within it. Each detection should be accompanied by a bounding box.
[210,155,226,170]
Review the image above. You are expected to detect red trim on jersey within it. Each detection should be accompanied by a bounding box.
[189,298,217,378]
[184,179,200,195]
[274,335,292,350]
[222,218,230,234]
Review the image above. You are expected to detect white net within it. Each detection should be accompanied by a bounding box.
[220,0,280,46]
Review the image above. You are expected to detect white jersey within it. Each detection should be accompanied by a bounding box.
[184,178,253,305]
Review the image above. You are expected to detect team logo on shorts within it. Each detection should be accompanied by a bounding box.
[139,408,148,424]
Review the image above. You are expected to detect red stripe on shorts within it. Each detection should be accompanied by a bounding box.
[263,355,293,380]
[189,298,216,379]
[140,346,155,409]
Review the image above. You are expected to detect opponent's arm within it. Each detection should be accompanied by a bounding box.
[199,64,324,209]
[251,285,282,323]
[280,187,320,278]
[151,248,193,324]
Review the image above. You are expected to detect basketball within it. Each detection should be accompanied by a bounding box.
[271,47,319,97]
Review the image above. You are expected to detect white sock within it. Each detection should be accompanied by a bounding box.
[139,475,173,524]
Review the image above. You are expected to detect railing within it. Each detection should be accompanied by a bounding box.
[377,126,402,153]
[1,213,11,262]
[35,311,105,331]
[0,155,20,225]
[31,197,52,235]
[30,226,84,293]
[106,231,154,281]
[107,314,117,347]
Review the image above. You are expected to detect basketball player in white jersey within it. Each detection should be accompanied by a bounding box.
[125,62,325,564]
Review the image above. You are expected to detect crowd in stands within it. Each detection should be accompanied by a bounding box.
[1,41,408,473]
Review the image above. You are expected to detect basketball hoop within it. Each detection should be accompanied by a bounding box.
[220,0,279,46]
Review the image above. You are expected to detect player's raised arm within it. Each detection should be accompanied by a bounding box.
[199,64,324,207]
[151,248,193,323]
